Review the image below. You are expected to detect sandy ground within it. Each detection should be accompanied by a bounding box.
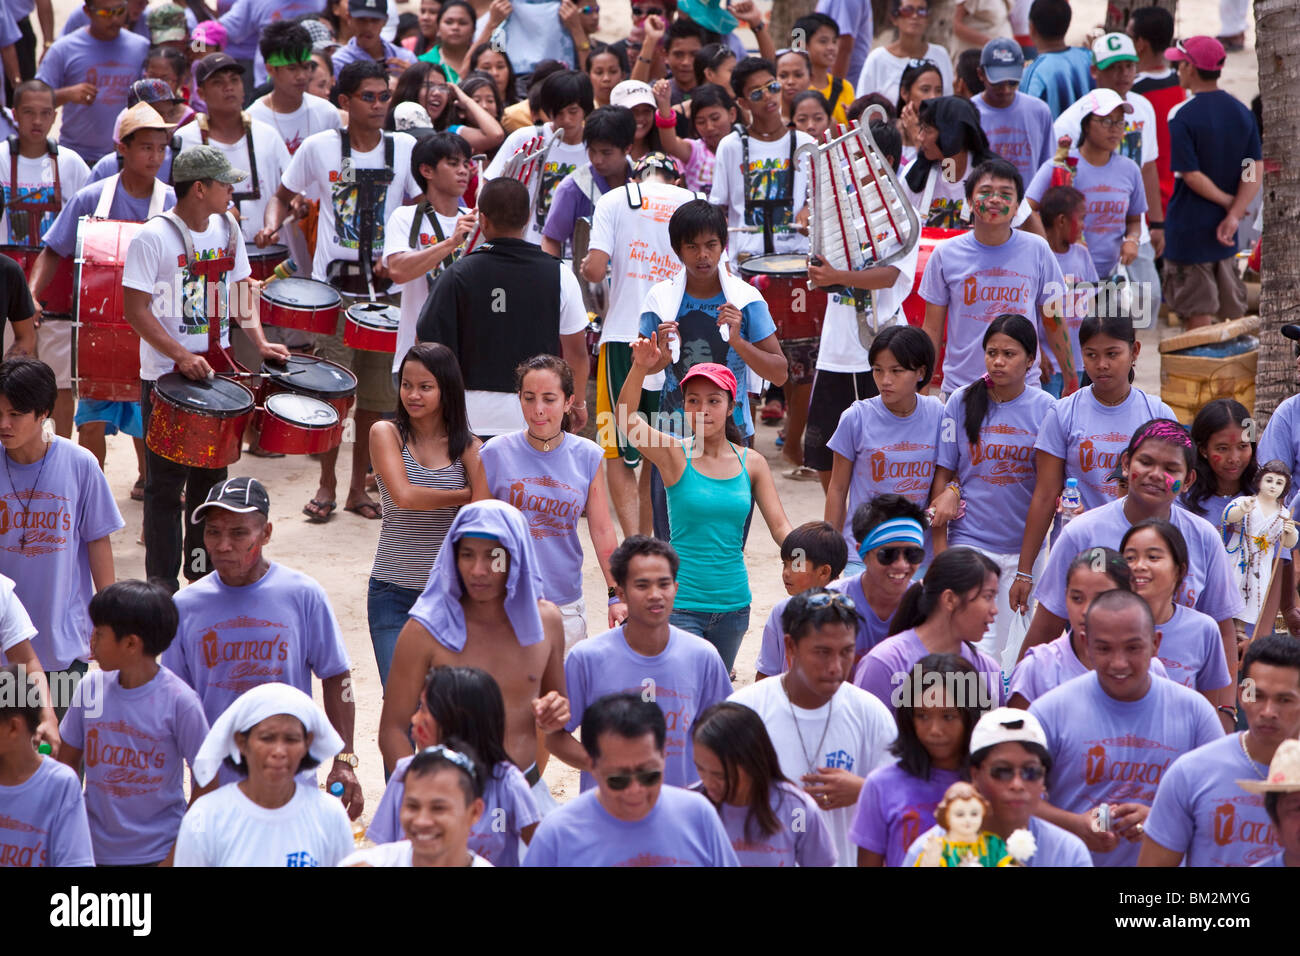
[42,0,1260,823]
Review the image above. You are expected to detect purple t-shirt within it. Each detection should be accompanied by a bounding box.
[710,781,839,867]
[1144,733,1279,867]
[975,92,1056,184]
[918,230,1065,392]
[564,625,733,791]
[1035,386,1177,510]
[1048,241,1099,379]
[58,667,210,865]
[1155,603,1232,692]
[826,395,945,554]
[0,758,94,867]
[1180,491,1234,528]
[0,438,124,670]
[42,178,178,258]
[1029,671,1223,867]
[480,430,603,607]
[218,0,322,61]
[938,384,1056,553]
[850,762,961,867]
[522,786,740,866]
[366,757,540,866]
[541,164,620,244]
[1010,632,1172,703]
[756,574,893,678]
[1032,497,1246,624]
[328,37,417,77]
[854,628,1005,715]
[1027,151,1146,277]
[35,28,151,164]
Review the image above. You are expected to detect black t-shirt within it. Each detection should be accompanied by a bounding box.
[0,255,36,329]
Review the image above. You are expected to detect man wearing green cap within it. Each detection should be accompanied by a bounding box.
[146,3,189,52]
[122,145,290,594]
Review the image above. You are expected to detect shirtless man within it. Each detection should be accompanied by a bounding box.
[378,500,570,798]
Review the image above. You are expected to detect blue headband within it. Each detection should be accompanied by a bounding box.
[458,532,501,542]
[857,517,926,560]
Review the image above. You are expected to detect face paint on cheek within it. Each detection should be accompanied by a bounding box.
[1164,474,1182,494]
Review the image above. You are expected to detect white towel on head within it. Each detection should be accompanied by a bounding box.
[192,682,344,787]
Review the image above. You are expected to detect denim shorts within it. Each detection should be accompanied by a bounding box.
[367,577,423,688]
[670,607,750,672]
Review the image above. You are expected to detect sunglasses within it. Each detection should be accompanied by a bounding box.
[747,80,783,102]
[987,762,1046,783]
[356,90,393,103]
[581,4,600,12]
[898,6,930,18]
[875,546,925,566]
[803,591,857,611]
[631,5,664,17]
[423,82,451,95]
[89,3,128,17]
[604,769,663,790]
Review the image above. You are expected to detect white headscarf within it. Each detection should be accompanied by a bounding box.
[192,683,344,787]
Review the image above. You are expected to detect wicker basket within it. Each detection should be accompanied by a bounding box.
[1158,316,1259,424]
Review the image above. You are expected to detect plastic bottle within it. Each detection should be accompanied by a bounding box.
[1060,478,1082,524]
[329,782,368,847]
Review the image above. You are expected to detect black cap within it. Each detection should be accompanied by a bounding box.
[194,52,246,86]
[191,477,270,524]
[348,0,388,18]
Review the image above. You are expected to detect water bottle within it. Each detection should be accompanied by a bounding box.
[329,782,368,847]
[1060,478,1082,524]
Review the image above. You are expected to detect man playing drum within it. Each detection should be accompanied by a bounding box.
[122,145,290,594]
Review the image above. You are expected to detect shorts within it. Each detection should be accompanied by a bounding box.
[313,289,400,414]
[802,369,877,472]
[74,399,144,438]
[595,341,659,465]
[36,319,74,388]
[1164,258,1247,321]
[558,597,588,651]
[780,337,819,387]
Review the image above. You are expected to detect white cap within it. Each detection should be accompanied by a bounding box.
[1077,87,1135,117]
[610,79,656,111]
[1091,32,1138,69]
[970,707,1048,755]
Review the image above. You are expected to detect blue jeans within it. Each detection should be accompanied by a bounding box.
[367,577,423,688]
[670,607,750,672]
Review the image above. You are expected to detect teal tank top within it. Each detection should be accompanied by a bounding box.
[666,440,753,612]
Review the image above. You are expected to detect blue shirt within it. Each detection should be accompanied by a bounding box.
[329,36,417,77]
[1021,47,1095,119]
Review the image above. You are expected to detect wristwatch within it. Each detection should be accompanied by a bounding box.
[335,751,359,768]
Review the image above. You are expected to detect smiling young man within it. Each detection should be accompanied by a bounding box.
[729,588,896,867]
[524,692,739,866]
[972,37,1054,184]
[1029,589,1223,867]
[162,477,363,817]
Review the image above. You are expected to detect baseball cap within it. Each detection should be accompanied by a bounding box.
[394,101,433,131]
[298,17,334,47]
[194,52,245,86]
[172,145,249,185]
[115,102,172,144]
[633,150,681,180]
[979,38,1024,84]
[610,79,656,111]
[348,0,388,19]
[1077,87,1134,117]
[190,19,228,54]
[191,476,270,523]
[1091,32,1139,70]
[679,362,737,400]
[969,708,1048,756]
[127,78,183,108]
[1166,36,1227,72]
[147,4,188,44]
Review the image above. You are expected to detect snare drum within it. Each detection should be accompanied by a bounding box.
[146,373,255,468]
[259,278,341,335]
[738,254,827,341]
[73,220,143,401]
[343,302,400,353]
[260,354,356,444]
[902,227,966,389]
[247,243,288,282]
[2,246,74,316]
[257,392,341,455]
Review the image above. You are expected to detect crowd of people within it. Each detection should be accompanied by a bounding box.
[1,0,1297,871]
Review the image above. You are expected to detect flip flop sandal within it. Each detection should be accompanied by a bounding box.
[784,465,819,481]
[130,479,145,501]
[246,445,286,458]
[303,498,337,523]
[345,501,382,520]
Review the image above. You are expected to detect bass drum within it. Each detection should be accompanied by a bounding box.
[146,373,254,468]
[73,219,143,401]
[2,245,73,316]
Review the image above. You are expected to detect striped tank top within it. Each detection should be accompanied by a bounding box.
[371,444,468,589]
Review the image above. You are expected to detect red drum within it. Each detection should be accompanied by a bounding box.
[256,392,341,455]
[2,245,74,316]
[738,254,827,340]
[146,372,254,468]
[259,353,355,446]
[343,302,400,353]
[902,227,967,389]
[73,220,143,401]
[247,243,288,282]
[259,277,340,334]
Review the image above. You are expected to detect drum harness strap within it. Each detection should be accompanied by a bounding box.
[338,129,395,296]
[155,208,243,356]
[408,199,468,292]
[741,129,797,257]
[5,135,61,245]
[94,173,170,219]
[197,112,262,210]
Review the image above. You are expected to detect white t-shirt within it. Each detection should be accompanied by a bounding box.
[483,125,588,244]
[467,263,590,436]
[121,212,252,381]
[0,141,91,246]
[339,840,494,867]
[587,180,695,345]
[0,571,37,655]
[176,118,291,245]
[816,242,921,372]
[710,129,814,259]
[280,129,419,283]
[728,676,896,867]
[174,782,354,867]
[382,201,464,373]
[247,93,343,156]
[856,44,955,104]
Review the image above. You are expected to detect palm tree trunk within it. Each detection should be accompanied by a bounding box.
[1254,0,1300,426]
[770,0,820,50]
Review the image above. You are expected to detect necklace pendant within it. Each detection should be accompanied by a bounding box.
[543,440,551,452]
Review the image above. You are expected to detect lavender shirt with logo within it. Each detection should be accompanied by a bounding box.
[854,628,1005,716]
[756,575,892,678]
[564,626,733,791]
[1027,151,1147,277]
[938,384,1056,553]
[1154,603,1232,692]
[59,667,210,865]
[1047,241,1099,379]
[975,92,1056,183]
[850,762,961,867]
[1029,671,1223,867]
[710,781,838,866]
[480,430,603,607]
[0,758,94,867]
[1010,632,1171,703]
